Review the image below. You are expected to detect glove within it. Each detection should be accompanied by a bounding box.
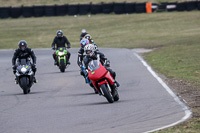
[12,65,17,74]
[52,47,55,50]
[12,65,17,70]
[104,60,110,67]
[32,64,36,69]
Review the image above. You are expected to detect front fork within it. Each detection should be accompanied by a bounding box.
[58,56,66,65]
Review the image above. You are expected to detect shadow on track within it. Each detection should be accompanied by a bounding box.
[1,91,47,96]
[67,92,96,96]
[39,69,80,75]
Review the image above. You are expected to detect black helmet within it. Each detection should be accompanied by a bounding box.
[57,30,63,38]
[18,40,27,51]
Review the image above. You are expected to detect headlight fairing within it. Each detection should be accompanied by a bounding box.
[21,67,27,73]
[58,52,65,56]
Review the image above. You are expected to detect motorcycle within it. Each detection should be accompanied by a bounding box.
[88,59,119,103]
[55,47,69,72]
[15,58,34,94]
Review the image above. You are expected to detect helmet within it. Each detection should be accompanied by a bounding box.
[84,44,95,57]
[57,30,63,37]
[80,39,89,48]
[84,34,92,41]
[82,29,86,33]
[18,40,27,51]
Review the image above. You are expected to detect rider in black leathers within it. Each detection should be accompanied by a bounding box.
[52,30,71,65]
[12,40,37,83]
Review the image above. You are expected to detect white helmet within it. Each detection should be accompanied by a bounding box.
[84,44,95,57]
[82,29,86,33]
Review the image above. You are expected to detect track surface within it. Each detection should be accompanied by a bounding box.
[0,48,189,133]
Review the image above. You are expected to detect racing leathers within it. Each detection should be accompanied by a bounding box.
[12,48,37,82]
[51,36,71,64]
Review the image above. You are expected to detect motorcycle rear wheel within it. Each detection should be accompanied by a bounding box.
[100,84,114,103]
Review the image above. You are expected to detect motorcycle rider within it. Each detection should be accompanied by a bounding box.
[83,44,120,87]
[52,30,71,65]
[12,40,37,84]
[80,29,88,41]
[77,38,99,72]
[84,34,97,47]
[77,39,90,69]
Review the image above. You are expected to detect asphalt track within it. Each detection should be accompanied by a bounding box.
[0,48,191,133]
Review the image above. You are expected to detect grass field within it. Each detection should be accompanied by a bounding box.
[0,11,200,50]
[0,8,200,133]
[0,0,179,6]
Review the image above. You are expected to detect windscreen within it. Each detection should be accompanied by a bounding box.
[88,60,100,71]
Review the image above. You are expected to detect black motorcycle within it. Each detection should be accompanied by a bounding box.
[15,58,34,94]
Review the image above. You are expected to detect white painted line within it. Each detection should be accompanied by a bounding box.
[133,52,192,133]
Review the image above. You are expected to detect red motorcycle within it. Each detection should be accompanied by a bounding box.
[88,59,119,103]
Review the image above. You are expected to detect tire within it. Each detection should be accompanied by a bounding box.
[100,84,114,103]
[102,3,113,14]
[10,7,22,18]
[91,4,102,14]
[44,5,56,16]
[0,7,11,18]
[56,5,68,16]
[113,89,119,101]
[59,59,66,72]
[33,6,44,17]
[20,77,29,94]
[125,3,135,13]
[79,4,90,15]
[22,6,33,17]
[113,3,125,14]
[68,4,78,15]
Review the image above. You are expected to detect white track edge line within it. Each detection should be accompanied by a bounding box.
[133,53,192,133]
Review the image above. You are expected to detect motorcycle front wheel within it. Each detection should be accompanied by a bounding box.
[19,76,30,94]
[100,83,114,103]
[59,59,66,72]
[113,89,119,101]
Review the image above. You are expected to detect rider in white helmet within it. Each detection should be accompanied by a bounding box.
[83,44,120,87]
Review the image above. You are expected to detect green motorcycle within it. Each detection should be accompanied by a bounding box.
[55,47,69,72]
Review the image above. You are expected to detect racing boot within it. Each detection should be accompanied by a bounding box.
[15,78,18,84]
[67,60,71,65]
[33,77,38,83]
[54,61,58,65]
[114,81,120,87]
[90,83,98,94]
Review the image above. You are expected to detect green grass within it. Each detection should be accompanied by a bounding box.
[0,11,200,49]
[0,11,200,133]
[0,0,180,6]
[144,44,200,87]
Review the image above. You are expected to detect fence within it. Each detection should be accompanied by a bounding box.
[0,1,200,18]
